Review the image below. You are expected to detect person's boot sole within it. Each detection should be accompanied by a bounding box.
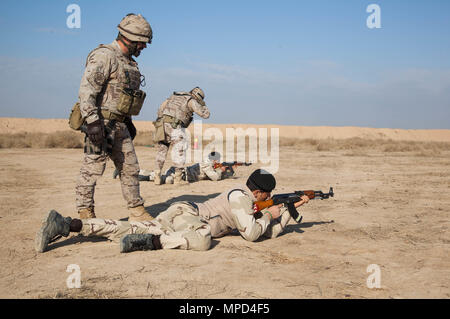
[35,210,58,253]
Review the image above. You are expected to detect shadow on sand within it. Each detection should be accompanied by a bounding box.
[284,220,335,234]
[217,220,335,243]
[119,193,221,221]
[45,234,109,252]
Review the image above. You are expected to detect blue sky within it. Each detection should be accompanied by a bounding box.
[0,0,449,129]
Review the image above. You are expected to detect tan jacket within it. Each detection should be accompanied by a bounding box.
[197,185,284,240]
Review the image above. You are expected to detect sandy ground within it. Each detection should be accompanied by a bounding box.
[0,137,449,298]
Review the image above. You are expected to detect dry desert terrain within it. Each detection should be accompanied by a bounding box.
[0,117,449,299]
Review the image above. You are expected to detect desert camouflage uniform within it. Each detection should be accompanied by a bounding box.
[75,40,144,211]
[155,93,210,170]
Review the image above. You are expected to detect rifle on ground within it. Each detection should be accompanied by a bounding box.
[253,187,334,223]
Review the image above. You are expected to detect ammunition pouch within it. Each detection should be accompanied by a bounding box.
[153,113,192,143]
[117,88,146,116]
[163,114,191,129]
[152,117,166,143]
[101,109,126,123]
[68,102,84,130]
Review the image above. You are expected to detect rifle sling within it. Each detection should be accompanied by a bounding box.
[286,202,303,224]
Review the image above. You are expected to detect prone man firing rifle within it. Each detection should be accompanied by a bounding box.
[253,187,334,223]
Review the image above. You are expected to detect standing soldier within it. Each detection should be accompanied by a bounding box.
[75,13,153,222]
[152,87,210,185]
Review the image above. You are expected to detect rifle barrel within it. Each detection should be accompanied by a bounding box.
[253,187,334,214]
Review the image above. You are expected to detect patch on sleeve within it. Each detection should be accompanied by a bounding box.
[93,71,106,86]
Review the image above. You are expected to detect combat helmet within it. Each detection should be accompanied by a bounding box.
[190,87,205,103]
[118,13,153,43]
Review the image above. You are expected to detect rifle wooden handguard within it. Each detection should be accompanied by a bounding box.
[253,191,315,214]
[253,199,274,213]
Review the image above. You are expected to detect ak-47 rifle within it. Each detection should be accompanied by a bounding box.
[213,161,252,177]
[213,161,253,170]
[253,187,334,223]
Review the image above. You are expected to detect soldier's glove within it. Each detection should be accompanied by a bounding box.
[86,119,104,146]
[124,117,137,140]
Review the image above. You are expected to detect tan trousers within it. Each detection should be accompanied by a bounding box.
[155,124,188,170]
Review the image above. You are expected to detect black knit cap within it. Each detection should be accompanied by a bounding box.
[246,169,276,192]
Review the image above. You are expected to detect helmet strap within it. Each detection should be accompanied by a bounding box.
[117,34,139,57]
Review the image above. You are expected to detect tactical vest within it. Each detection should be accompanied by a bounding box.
[160,92,194,128]
[87,42,145,117]
[197,186,251,238]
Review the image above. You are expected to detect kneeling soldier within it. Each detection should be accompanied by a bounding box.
[152,87,210,185]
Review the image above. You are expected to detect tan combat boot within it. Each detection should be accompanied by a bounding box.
[154,170,162,185]
[173,168,188,185]
[128,205,154,222]
[78,207,96,219]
